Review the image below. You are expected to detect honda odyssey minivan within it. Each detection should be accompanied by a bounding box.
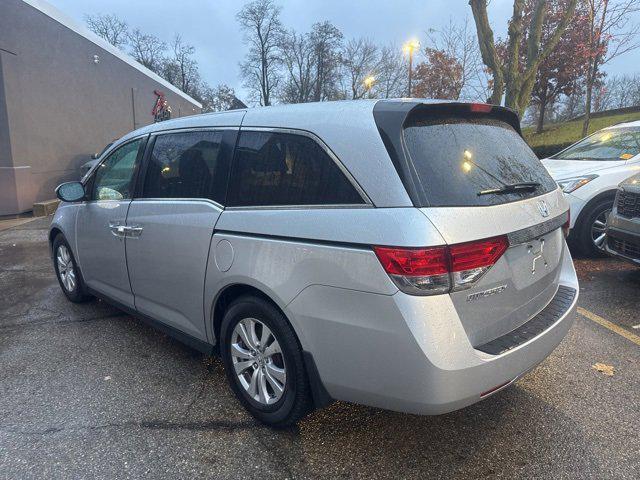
[51,99,578,427]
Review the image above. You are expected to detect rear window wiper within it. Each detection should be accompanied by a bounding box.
[477,182,541,196]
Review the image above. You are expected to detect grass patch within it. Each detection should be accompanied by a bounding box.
[523,111,640,158]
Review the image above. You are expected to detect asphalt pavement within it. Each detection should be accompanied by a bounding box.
[1,217,639,479]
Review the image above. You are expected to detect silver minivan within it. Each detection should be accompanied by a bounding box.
[51,99,579,427]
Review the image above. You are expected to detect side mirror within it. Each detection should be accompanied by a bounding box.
[91,153,99,159]
[56,181,86,202]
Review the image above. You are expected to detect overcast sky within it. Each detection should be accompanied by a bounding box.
[48,0,639,101]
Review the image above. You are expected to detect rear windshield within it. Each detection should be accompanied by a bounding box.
[403,117,557,207]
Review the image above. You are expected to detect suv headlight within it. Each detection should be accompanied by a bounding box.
[557,175,598,193]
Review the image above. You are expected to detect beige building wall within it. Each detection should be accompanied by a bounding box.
[0,0,202,216]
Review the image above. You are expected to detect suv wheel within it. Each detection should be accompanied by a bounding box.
[220,295,313,427]
[52,235,92,303]
[576,199,613,257]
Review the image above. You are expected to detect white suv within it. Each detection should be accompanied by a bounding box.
[541,121,640,256]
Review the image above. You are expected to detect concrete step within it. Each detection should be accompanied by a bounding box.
[33,199,59,217]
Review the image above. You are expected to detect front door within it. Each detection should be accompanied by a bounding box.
[76,137,145,307]
[125,129,234,341]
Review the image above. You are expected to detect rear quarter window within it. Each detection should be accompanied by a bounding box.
[403,117,557,207]
[227,131,365,207]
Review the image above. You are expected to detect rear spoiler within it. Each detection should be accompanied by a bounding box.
[374,101,522,136]
[373,100,522,207]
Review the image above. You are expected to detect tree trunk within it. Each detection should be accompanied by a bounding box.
[262,52,270,106]
[490,77,504,105]
[504,80,522,111]
[314,51,323,102]
[536,95,547,134]
[582,61,596,137]
[469,0,505,104]
[582,83,592,137]
[504,0,526,108]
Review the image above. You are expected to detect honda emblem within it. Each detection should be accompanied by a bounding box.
[537,200,550,218]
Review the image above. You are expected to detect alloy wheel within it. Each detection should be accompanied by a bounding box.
[591,209,611,251]
[230,318,286,405]
[56,245,77,292]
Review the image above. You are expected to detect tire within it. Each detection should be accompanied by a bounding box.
[52,234,92,303]
[575,198,614,257]
[220,295,313,427]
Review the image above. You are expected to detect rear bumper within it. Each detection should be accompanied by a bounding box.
[287,243,579,415]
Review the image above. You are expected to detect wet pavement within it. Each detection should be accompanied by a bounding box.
[1,217,639,479]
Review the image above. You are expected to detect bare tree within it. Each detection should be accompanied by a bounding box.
[128,28,166,72]
[85,13,128,49]
[376,45,407,98]
[582,0,640,135]
[161,35,200,97]
[557,85,586,119]
[237,0,284,106]
[341,38,379,99]
[309,21,344,101]
[426,18,489,101]
[85,12,219,101]
[592,82,613,112]
[604,74,640,109]
[200,84,243,112]
[469,0,578,115]
[279,31,315,103]
[605,75,630,109]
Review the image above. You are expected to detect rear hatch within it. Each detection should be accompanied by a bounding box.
[374,101,569,348]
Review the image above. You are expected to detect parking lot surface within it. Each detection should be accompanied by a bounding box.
[1,217,639,479]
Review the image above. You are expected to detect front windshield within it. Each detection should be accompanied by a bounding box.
[554,127,640,161]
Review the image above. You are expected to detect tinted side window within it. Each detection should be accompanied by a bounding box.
[227,131,364,207]
[92,138,142,201]
[142,130,227,202]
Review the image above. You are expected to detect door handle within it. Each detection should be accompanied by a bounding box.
[109,222,126,238]
[127,225,144,238]
[108,222,143,238]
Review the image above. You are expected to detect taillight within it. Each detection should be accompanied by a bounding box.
[562,211,570,238]
[450,236,509,291]
[372,246,448,276]
[373,235,509,296]
[372,246,451,295]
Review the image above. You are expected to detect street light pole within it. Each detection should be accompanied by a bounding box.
[403,39,420,97]
[408,52,413,97]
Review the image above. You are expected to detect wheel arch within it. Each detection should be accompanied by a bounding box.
[211,283,288,346]
[49,227,63,244]
[573,189,617,231]
[210,282,333,409]
[49,227,64,254]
